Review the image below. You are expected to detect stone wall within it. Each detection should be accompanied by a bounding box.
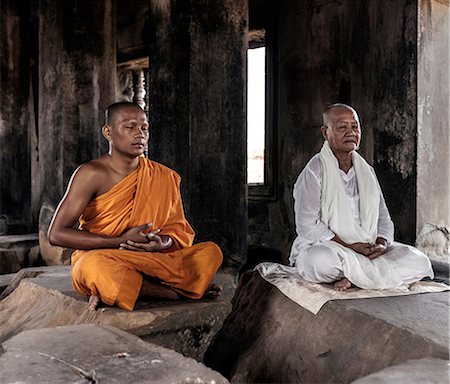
[148,0,248,271]
[204,270,449,383]
[1,0,248,272]
[38,0,116,213]
[417,0,450,234]
[0,0,35,234]
[365,0,418,244]
[0,0,118,261]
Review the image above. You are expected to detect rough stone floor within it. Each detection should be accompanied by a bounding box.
[204,269,450,383]
[1,256,449,383]
[0,324,229,383]
[0,265,235,383]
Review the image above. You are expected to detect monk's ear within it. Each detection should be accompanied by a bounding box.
[102,125,112,141]
[321,125,328,140]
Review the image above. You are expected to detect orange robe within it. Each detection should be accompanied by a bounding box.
[71,157,223,311]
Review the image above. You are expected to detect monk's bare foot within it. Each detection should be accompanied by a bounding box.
[88,295,100,311]
[334,278,352,291]
[203,283,222,299]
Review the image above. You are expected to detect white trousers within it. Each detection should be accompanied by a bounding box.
[295,242,434,287]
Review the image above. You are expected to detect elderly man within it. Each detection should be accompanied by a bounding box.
[289,103,433,291]
[49,102,223,310]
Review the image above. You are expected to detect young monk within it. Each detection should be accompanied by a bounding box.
[289,103,434,291]
[48,102,223,310]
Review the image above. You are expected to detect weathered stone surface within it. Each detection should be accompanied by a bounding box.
[417,0,450,234]
[0,273,14,295]
[0,234,38,249]
[148,0,248,272]
[0,249,21,274]
[416,223,450,262]
[430,258,450,285]
[0,234,41,273]
[0,0,34,232]
[414,224,450,284]
[39,203,71,266]
[0,324,229,384]
[0,265,69,300]
[0,266,232,361]
[38,0,115,227]
[204,270,449,383]
[351,358,449,384]
[249,0,421,259]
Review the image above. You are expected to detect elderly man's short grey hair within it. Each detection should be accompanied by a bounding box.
[322,103,360,127]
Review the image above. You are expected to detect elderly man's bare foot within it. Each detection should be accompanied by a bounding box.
[334,278,352,291]
[203,283,222,299]
[88,295,100,311]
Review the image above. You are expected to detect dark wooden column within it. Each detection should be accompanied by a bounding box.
[38,0,116,208]
[0,0,33,234]
[149,0,248,271]
[38,0,116,261]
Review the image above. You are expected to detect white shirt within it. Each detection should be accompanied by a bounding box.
[289,154,394,265]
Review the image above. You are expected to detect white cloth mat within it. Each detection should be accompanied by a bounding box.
[255,262,449,315]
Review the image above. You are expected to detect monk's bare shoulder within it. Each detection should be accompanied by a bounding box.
[69,156,111,197]
[85,156,111,173]
[76,157,109,178]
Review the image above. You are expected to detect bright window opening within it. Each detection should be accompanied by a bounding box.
[247,47,266,185]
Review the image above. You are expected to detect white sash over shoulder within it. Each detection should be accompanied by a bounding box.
[319,141,404,289]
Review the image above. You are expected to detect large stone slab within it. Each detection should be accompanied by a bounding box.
[0,248,21,274]
[0,234,40,273]
[38,203,72,266]
[351,358,449,384]
[0,234,38,249]
[0,324,229,383]
[0,266,232,361]
[0,273,14,294]
[0,265,71,300]
[204,270,449,383]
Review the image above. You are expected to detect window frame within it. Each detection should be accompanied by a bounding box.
[248,20,277,201]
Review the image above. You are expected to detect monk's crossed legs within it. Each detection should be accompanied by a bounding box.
[72,241,223,310]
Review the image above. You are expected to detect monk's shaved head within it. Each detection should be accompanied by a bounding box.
[322,103,360,127]
[105,102,145,125]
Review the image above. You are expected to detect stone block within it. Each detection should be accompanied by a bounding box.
[0,265,69,300]
[0,324,229,383]
[0,234,38,249]
[204,270,449,383]
[39,203,72,266]
[0,273,14,295]
[0,248,21,274]
[416,223,450,266]
[39,229,72,266]
[0,266,232,361]
[0,234,40,271]
[351,358,449,384]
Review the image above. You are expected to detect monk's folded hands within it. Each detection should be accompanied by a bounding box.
[119,223,152,244]
[119,232,173,252]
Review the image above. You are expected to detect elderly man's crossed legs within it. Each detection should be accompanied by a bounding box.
[296,243,432,291]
